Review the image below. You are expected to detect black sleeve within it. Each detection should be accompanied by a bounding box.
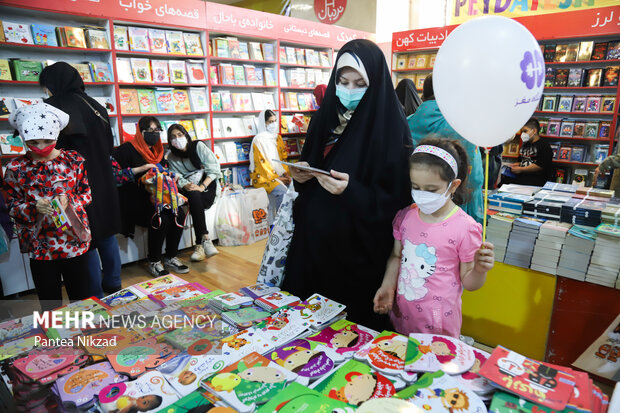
[534,141,553,170]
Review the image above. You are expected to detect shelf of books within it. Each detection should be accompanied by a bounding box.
[391,50,436,92]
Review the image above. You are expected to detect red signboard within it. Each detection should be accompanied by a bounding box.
[314,0,347,25]
[393,5,620,52]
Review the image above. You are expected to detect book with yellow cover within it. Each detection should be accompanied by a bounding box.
[119,89,139,114]
[415,54,429,68]
[63,27,86,48]
[0,60,12,81]
[172,89,191,113]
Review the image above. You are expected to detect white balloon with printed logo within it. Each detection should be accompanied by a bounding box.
[433,16,545,148]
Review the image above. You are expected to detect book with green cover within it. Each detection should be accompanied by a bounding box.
[137,89,157,114]
[156,390,214,412]
[12,60,42,81]
[257,382,350,412]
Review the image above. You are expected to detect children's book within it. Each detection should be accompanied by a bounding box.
[188,87,208,112]
[261,43,275,61]
[607,41,620,59]
[158,390,216,412]
[306,319,377,358]
[151,60,170,83]
[127,26,149,52]
[70,62,93,82]
[311,358,400,407]
[479,345,576,410]
[0,60,11,81]
[113,25,129,50]
[137,89,157,114]
[210,92,222,111]
[193,118,209,140]
[239,283,280,299]
[270,338,345,385]
[201,352,297,412]
[101,286,144,307]
[221,305,271,329]
[168,60,188,84]
[209,291,254,311]
[31,24,57,46]
[354,330,416,381]
[404,334,475,375]
[396,370,487,413]
[12,60,42,81]
[115,57,134,83]
[573,313,620,381]
[159,352,230,398]
[0,331,47,361]
[52,361,127,409]
[130,58,152,83]
[85,28,109,49]
[249,42,264,60]
[108,337,177,378]
[252,308,309,346]
[178,120,197,140]
[219,328,274,360]
[3,21,33,44]
[172,89,191,113]
[98,371,180,413]
[227,37,241,59]
[135,274,188,295]
[578,41,594,61]
[184,32,204,56]
[152,88,174,113]
[257,382,352,412]
[147,28,167,54]
[89,62,113,82]
[0,133,26,155]
[150,282,209,302]
[255,291,301,312]
[219,90,233,111]
[292,293,346,329]
[213,37,229,57]
[13,346,89,384]
[166,30,187,55]
[186,60,206,84]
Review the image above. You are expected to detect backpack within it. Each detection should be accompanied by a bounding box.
[139,165,187,229]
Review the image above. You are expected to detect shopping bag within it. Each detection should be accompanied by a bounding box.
[139,165,187,229]
[215,187,252,246]
[257,184,298,287]
[243,187,269,244]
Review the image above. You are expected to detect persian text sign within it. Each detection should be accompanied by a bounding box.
[392,25,458,52]
[314,0,347,24]
[450,0,620,25]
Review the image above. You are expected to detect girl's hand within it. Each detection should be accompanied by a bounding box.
[511,166,523,174]
[373,284,395,315]
[315,170,349,195]
[184,183,200,191]
[289,162,314,183]
[36,199,53,216]
[55,194,68,209]
[593,166,600,184]
[280,174,292,185]
[474,242,495,273]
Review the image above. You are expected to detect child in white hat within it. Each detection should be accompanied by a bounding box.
[3,103,95,310]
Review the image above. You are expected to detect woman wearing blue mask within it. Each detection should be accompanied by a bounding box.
[250,109,291,221]
[282,39,412,330]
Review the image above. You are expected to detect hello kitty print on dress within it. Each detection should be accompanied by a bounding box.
[398,241,437,301]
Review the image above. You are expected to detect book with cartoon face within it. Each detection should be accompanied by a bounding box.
[98,371,180,413]
[396,370,487,413]
[239,283,281,299]
[201,352,297,412]
[306,319,377,357]
[256,382,352,412]
[209,292,254,311]
[255,291,301,312]
[219,328,274,360]
[107,337,178,378]
[253,308,309,347]
[101,286,145,307]
[404,334,475,375]
[13,346,89,384]
[292,293,346,329]
[456,348,495,396]
[158,351,230,397]
[310,359,400,407]
[135,274,188,295]
[221,305,272,329]
[269,338,345,386]
[354,330,416,381]
[160,390,217,412]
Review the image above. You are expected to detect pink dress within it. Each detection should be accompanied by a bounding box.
[389,205,482,338]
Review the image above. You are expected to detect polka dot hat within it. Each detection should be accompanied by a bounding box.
[8,103,69,141]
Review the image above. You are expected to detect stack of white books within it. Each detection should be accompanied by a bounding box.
[503,217,544,269]
[486,212,517,263]
[557,225,596,281]
[586,224,620,288]
[530,221,571,274]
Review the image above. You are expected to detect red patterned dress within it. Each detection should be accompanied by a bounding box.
[3,150,92,260]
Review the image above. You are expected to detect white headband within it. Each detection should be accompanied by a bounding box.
[413,145,459,177]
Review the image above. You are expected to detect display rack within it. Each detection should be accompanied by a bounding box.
[392,8,620,187]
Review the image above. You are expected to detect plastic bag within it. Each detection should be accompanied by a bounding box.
[243,187,269,244]
[215,187,252,246]
[257,184,298,286]
[0,225,8,256]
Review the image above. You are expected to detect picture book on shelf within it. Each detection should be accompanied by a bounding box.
[543,44,556,61]
[0,60,11,81]
[154,89,175,113]
[150,60,170,83]
[89,62,112,82]
[591,42,608,60]
[549,142,560,160]
[559,120,574,137]
[169,60,188,84]
[553,69,568,87]
[3,21,34,44]
[30,24,57,47]
[594,145,610,164]
[584,122,599,138]
[557,96,572,112]
[567,68,584,87]
[572,96,586,112]
[188,87,209,112]
[113,26,129,50]
[249,42,263,60]
[565,43,579,61]
[607,41,620,60]
[119,89,139,114]
[603,66,619,86]
[166,30,186,55]
[130,58,152,83]
[147,28,167,54]
[115,58,134,83]
[127,26,149,52]
[183,32,203,56]
[541,96,556,112]
[558,146,571,161]
[573,121,585,137]
[186,61,206,84]
[601,96,615,113]
[479,346,576,410]
[585,68,602,87]
[85,28,108,49]
[238,41,250,59]
[554,44,568,62]
[547,119,561,136]
[585,96,601,112]
[70,63,93,83]
[570,145,585,162]
[577,41,593,61]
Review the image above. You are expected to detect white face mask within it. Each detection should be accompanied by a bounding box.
[412,183,452,215]
[266,122,277,133]
[521,132,530,143]
[171,137,187,150]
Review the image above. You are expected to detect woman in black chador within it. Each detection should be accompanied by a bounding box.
[283,40,412,330]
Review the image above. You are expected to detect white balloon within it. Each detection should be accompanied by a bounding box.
[433,16,545,148]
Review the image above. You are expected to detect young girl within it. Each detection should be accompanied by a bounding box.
[373,137,495,338]
[4,103,95,311]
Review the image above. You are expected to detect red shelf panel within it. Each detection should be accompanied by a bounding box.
[120,111,208,116]
[552,160,598,166]
[221,160,250,166]
[115,50,206,58]
[544,86,617,90]
[544,59,620,65]
[213,136,254,140]
[212,110,262,114]
[279,63,331,69]
[118,83,207,87]
[209,56,276,64]
[280,86,315,91]
[0,42,111,53]
[0,80,114,86]
[535,111,613,116]
[281,109,317,112]
[540,135,609,141]
[392,67,433,72]
[210,84,276,89]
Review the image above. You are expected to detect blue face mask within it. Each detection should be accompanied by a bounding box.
[336,84,367,111]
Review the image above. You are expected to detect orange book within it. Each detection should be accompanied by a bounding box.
[119,89,139,114]
[63,27,86,48]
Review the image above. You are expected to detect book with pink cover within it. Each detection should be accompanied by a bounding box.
[13,346,89,384]
[134,274,187,295]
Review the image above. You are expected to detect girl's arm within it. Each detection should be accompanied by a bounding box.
[2,168,37,224]
[197,142,222,188]
[373,239,402,314]
[66,158,92,208]
[460,242,495,291]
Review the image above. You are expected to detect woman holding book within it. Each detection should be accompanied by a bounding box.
[250,109,291,220]
[112,116,189,278]
[40,62,122,297]
[166,123,221,262]
[283,40,411,330]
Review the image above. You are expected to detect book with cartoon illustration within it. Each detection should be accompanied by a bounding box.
[404,333,475,374]
[292,293,346,329]
[395,370,487,413]
[101,286,145,307]
[253,308,309,347]
[98,371,180,413]
[158,351,232,398]
[221,305,272,329]
[134,274,188,295]
[479,346,576,410]
[256,382,351,412]
[306,319,377,357]
[310,358,400,407]
[255,291,301,312]
[201,352,297,412]
[159,390,217,412]
[269,338,345,386]
[239,283,281,299]
[209,291,254,312]
[456,348,495,396]
[354,330,416,381]
[149,283,209,302]
[219,328,275,360]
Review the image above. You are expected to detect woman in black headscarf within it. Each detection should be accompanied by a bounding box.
[40,62,122,296]
[282,40,412,330]
[395,78,422,119]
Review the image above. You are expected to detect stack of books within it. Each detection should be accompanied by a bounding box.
[557,225,596,281]
[488,192,533,215]
[530,221,571,274]
[486,212,517,263]
[522,199,563,220]
[586,224,620,288]
[542,182,579,193]
[503,217,545,269]
[560,198,606,227]
[532,189,573,204]
[602,202,620,225]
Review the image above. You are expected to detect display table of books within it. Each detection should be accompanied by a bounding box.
[0,276,611,412]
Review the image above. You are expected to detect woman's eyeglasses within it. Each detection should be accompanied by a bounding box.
[143,128,163,133]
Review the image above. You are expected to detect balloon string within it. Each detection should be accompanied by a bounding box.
[483,148,490,243]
